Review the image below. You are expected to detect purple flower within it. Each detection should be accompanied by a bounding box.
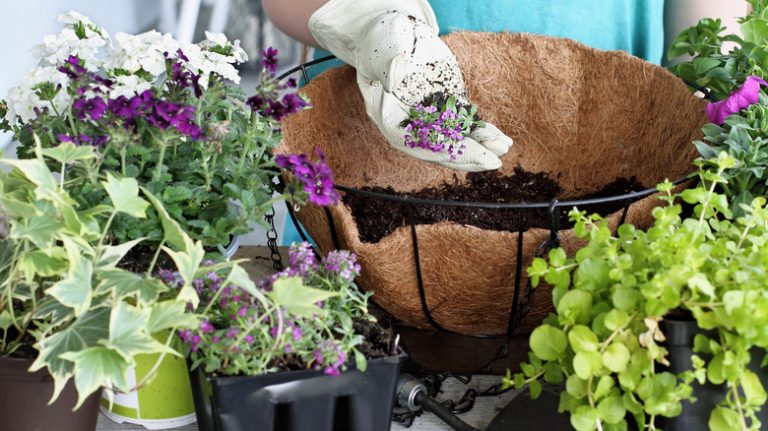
[282,93,309,115]
[707,75,768,125]
[292,326,302,341]
[200,320,214,334]
[73,96,107,121]
[237,306,248,317]
[226,328,240,338]
[404,102,466,160]
[275,149,340,206]
[287,242,318,276]
[324,250,361,282]
[262,47,279,74]
[58,133,109,147]
[244,334,254,344]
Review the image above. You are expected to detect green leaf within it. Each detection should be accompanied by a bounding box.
[268,276,338,318]
[59,346,130,410]
[29,307,110,402]
[742,18,768,44]
[103,173,149,218]
[46,245,92,317]
[568,325,599,353]
[105,302,173,360]
[96,237,145,268]
[529,324,568,361]
[603,343,631,373]
[9,215,61,250]
[18,248,67,278]
[1,157,57,195]
[557,289,593,325]
[741,370,767,406]
[594,375,614,400]
[163,241,204,308]
[354,349,368,372]
[597,395,626,425]
[529,379,542,399]
[570,405,599,431]
[142,188,187,251]
[41,142,96,164]
[97,269,167,304]
[147,301,198,333]
[604,309,629,331]
[574,351,602,379]
[709,406,741,431]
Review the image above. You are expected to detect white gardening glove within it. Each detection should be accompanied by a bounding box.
[309,0,513,171]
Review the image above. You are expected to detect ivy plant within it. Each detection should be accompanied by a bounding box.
[505,153,768,431]
[0,137,255,408]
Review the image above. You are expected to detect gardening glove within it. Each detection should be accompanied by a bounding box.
[309,0,513,171]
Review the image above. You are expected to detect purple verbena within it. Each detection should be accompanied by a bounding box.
[275,149,339,206]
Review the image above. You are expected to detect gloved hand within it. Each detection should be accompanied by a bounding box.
[309,0,513,171]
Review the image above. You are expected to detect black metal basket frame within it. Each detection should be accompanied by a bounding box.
[277,56,696,367]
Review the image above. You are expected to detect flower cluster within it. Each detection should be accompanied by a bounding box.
[402,93,482,161]
[276,149,340,206]
[181,243,373,378]
[245,48,309,121]
[0,12,316,250]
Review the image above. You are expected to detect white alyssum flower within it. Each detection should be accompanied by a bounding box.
[110,74,153,99]
[31,11,109,70]
[104,30,179,77]
[4,66,70,124]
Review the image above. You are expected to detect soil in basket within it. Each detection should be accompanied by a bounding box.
[343,166,647,243]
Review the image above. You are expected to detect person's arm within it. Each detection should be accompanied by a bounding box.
[664,0,749,64]
[262,0,327,47]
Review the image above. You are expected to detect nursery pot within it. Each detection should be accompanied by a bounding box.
[100,331,196,429]
[189,356,400,431]
[0,356,100,431]
[277,31,708,353]
[657,319,768,430]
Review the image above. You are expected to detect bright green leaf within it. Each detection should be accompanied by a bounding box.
[268,276,338,318]
[530,324,568,361]
[103,173,148,218]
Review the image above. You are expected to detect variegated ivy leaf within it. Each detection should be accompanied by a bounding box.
[163,241,204,308]
[147,301,198,333]
[141,187,187,251]
[46,246,92,317]
[96,269,167,304]
[41,142,96,165]
[103,302,175,361]
[9,215,61,250]
[18,248,67,281]
[268,276,338,318]
[0,158,57,196]
[59,346,130,410]
[103,173,149,218]
[96,237,146,269]
[29,307,110,403]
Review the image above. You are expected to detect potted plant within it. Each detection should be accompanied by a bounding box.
[504,153,768,431]
[0,11,308,258]
[184,242,400,431]
[0,137,242,430]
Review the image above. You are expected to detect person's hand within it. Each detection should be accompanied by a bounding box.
[309,0,512,171]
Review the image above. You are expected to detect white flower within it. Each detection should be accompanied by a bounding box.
[200,31,248,63]
[4,66,70,124]
[32,12,109,70]
[105,30,179,77]
[110,74,152,99]
[182,43,240,87]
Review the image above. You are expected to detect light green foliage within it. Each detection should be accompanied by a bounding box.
[502,156,768,430]
[0,140,253,409]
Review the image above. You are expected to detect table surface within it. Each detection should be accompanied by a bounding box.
[95,246,521,431]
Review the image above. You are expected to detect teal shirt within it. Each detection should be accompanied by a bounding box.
[283,0,666,245]
[308,0,666,77]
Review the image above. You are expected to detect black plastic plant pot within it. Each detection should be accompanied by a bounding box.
[0,356,101,431]
[656,319,768,430]
[189,356,400,431]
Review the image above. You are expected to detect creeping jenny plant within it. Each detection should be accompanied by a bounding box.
[506,153,768,431]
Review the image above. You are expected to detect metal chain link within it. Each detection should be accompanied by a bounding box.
[264,206,283,271]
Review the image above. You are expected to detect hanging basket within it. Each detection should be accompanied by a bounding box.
[278,32,708,336]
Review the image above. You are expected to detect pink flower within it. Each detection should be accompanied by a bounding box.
[706,75,768,125]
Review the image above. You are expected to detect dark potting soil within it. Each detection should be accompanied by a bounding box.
[344,167,647,243]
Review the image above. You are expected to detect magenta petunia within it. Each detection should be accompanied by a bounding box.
[706,75,768,125]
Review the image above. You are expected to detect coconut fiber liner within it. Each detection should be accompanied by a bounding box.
[278,33,708,336]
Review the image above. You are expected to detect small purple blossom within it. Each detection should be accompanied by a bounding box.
[404,102,466,160]
[325,250,361,282]
[200,320,214,334]
[707,75,768,125]
[226,328,240,338]
[288,242,318,276]
[262,47,279,74]
[275,149,340,206]
[73,96,107,121]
